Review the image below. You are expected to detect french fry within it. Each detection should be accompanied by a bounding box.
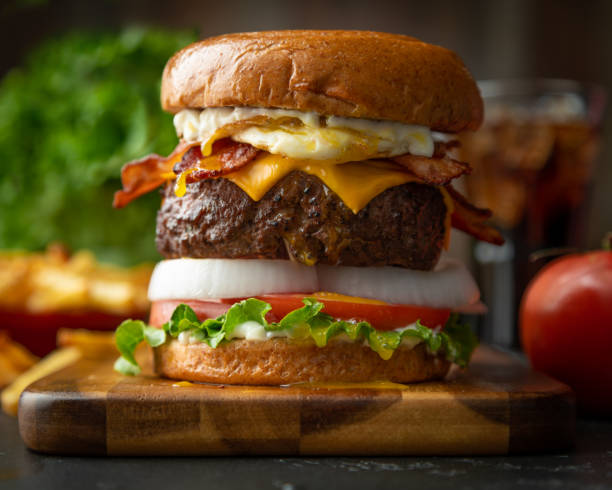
[1,335,39,372]
[0,355,23,389]
[1,347,81,416]
[0,331,39,388]
[0,246,152,315]
[57,328,118,360]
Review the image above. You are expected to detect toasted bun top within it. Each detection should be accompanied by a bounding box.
[161,30,483,132]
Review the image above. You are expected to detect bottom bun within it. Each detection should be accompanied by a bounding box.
[153,338,451,385]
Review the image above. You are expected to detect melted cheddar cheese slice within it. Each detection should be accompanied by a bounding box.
[224,154,420,214]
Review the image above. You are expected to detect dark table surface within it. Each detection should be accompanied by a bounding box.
[1,412,611,490]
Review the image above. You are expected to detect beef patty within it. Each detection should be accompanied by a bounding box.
[156,171,448,270]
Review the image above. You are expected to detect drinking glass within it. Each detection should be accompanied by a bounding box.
[459,79,606,346]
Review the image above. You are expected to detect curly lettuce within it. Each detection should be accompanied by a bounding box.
[114,298,478,375]
[0,28,196,265]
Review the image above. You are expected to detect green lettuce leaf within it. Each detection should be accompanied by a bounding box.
[440,315,480,368]
[113,298,478,375]
[113,356,141,376]
[164,303,201,336]
[223,299,272,337]
[114,319,166,375]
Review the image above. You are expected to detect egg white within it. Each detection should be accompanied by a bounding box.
[174,107,434,162]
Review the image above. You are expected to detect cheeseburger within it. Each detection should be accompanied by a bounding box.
[113,30,503,384]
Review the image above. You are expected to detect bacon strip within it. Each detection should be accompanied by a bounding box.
[113,142,195,208]
[180,140,260,183]
[433,139,461,157]
[112,140,259,208]
[392,154,471,185]
[391,141,470,185]
[446,185,505,245]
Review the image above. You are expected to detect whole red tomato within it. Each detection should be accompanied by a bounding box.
[520,250,612,415]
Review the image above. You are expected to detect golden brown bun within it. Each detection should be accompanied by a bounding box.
[161,30,483,132]
[154,338,450,385]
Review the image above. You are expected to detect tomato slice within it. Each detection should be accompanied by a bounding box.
[150,294,450,330]
[259,294,450,329]
[149,298,235,327]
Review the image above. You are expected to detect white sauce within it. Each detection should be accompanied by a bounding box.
[173,107,434,162]
[394,324,426,349]
[226,321,291,341]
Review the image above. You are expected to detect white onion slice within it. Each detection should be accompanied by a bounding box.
[148,257,481,311]
[148,259,318,301]
[316,258,480,309]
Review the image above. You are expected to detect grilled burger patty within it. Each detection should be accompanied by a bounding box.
[156,171,448,270]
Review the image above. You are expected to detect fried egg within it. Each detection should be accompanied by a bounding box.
[174,107,434,163]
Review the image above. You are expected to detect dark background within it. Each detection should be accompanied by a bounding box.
[1,0,610,247]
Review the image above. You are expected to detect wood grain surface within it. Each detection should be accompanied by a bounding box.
[17,346,575,456]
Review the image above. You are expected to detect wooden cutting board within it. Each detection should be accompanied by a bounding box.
[18,346,574,456]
